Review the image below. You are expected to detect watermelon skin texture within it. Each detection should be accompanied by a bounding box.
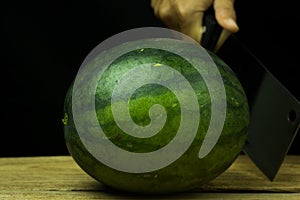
[63,41,249,194]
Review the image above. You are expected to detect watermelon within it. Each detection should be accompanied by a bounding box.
[63,38,249,194]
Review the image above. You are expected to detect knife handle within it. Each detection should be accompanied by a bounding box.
[201,7,223,51]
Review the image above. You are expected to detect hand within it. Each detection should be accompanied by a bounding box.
[151,0,239,51]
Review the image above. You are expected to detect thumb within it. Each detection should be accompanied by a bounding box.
[214,0,239,33]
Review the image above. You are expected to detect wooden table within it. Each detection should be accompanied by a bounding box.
[0,155,299,199]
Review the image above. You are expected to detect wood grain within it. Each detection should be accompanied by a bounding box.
[0,155,299,199]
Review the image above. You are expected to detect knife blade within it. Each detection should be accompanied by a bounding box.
[201,8,300,180]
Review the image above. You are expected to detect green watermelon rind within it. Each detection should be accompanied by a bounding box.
[63,40,249,194]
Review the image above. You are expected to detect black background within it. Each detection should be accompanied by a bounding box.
[2,1,299,157]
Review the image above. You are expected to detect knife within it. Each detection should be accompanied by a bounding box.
[201,8,300,180]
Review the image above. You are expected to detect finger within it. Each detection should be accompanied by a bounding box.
[156,0,180,30]
[213,29,231,52]
[214,0,239,33]
[151,0,162,17]
[179,12,204,42]
[150,0,157,8]
[171,0,208,42]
